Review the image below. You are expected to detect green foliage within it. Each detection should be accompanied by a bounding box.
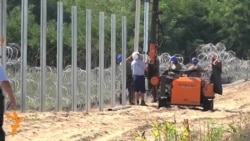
[33,112,40,120]
[6,0,135,68]
[158,0,250,58]
[133,118,226,141]
[204,119,224,141]
[5,0,250,67]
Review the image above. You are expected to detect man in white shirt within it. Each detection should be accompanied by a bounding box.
[131,52,147,106]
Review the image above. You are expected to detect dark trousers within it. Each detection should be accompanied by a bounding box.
[0,89,5,141]
[127,76,133,104]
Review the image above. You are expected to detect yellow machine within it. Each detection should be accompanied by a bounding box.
[156,71,215,111]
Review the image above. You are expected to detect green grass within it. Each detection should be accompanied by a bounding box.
[133,113,250,141]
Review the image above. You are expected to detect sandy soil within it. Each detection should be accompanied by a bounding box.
[4,81,250,141]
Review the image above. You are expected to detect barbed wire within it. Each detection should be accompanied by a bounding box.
[5,42,249,110]
[158,42,249,83]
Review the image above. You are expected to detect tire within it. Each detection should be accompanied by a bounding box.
[203,99,210,111]
[209,100,214,111]
[158,96,170,108]
[160,75,167,96]
[203,99,214,111]
[158,97,164,108]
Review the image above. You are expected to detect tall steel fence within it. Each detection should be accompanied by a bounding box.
[1,1,249,113]
[1,1,129,112]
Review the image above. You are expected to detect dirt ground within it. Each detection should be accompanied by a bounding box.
[4,81,250,141]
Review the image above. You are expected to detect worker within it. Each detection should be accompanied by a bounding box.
[210,54,223,94]
[169,55,183,71]
[125,55,134,104]
[187,57,204,77]
[147,56,159,103]
[131,52,147,106]
[117,54,134,105]
[0,65,16,141]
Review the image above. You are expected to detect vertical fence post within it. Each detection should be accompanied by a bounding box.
[143,0,150,101]
[40,0,47,112]
[143,0,149,58]
[21,0,28,112]
[0,0,2,64]
[0,0,7,67]
[111,14,116,108]
[86,10,92,113]
[134,0,141,52]
[121,16,127,106]
[71,6,78,111]
[247,61,249,80]
[57,2,63,111]
[1,0,7,113]
[99,12,105,111]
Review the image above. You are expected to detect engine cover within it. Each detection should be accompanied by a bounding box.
[171,77,202,105]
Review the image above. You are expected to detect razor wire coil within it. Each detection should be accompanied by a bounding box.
[5,42,250,110]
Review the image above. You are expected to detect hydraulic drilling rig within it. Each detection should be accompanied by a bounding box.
[147,0,160,102]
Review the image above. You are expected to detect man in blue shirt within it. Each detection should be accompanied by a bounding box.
[0,65,16,141]
[131,52,147,106]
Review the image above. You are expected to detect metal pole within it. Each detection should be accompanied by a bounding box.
[21,0,28,112]
[134,0,141,52]
[40,0,47,112]
[99,12,105,111]
[143,0,149,58]
[0,0,2,64]
[110,14,116,108]
[71,6,78,111]
[121,16,127,106]
[143,0,150,101]
[2,0,6,67]
[57,2,63,111]
[0,0,7,112]
[86,10,92,113]
[247,61,249,80]
[0,0,6,67]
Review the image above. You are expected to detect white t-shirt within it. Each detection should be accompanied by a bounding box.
[0,65,8,81]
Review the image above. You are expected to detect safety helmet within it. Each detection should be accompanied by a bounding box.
[170,55,177,62]
[116,54,122,62]
[191,57,199,63]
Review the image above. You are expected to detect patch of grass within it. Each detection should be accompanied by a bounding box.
[133,113,250,141]
[230,125,250,141]
[226,113,250,141]
[33,112,40,120]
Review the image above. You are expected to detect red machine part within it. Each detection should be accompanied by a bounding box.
[148,43,157,63]
[150,76,159,86]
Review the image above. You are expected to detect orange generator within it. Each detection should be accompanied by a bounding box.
[157,73,215,111]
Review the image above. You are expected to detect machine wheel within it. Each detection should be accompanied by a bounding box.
[158,75,172,108]
[203,99,214,111]
[160,75,167,96]
[158,96,170,108]
[209,100,214,111]
[158,96,165,108]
